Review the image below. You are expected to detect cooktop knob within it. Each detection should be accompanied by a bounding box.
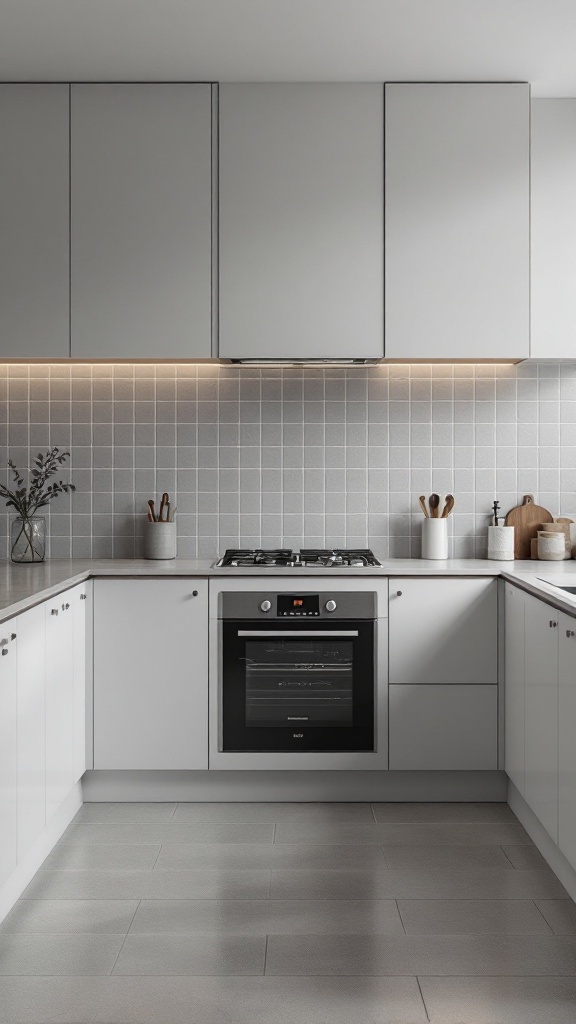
[325,599,337,612]
[260,599,272,613]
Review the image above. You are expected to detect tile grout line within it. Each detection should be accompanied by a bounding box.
[531,899,556,934]
[263,933,269,976]
[108,899,141,974]
[416,976,430,1022]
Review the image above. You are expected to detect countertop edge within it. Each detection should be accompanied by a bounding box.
[2,557,576,624]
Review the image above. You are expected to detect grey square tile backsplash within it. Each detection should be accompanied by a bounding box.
[0,360,575,560]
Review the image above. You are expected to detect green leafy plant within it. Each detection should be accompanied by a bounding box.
[1,448,75,561]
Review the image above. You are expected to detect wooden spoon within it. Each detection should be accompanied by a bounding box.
[419,495,429,518]
[441,494,455,518]
[429,493,440,518]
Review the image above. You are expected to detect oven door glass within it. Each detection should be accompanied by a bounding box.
[221,619,374,752]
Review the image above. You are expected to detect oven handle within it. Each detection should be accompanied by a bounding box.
[237,630,360,637]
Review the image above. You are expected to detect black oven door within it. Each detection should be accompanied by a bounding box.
[221,619,375,752]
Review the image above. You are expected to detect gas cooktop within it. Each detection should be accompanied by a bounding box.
[214,548,381,568]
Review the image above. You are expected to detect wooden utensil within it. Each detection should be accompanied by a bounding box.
[147,499,157,522]
[441,494,455,518]
[419,495,429,518]
[159,492,169,522]
[429,493,440,518]
[504,494,554,559]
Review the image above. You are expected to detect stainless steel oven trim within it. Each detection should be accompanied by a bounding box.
[208,576,389,771]
[237,630,360,637]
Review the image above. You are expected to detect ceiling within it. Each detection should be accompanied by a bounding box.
[2,0,576,96]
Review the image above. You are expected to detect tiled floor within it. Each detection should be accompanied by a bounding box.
[1,802,576,1022]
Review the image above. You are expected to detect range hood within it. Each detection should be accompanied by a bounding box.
[228,358,382,366]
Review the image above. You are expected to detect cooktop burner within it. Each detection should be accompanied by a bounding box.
[215,548,381,568]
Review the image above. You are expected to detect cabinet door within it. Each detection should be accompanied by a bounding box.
[0,630,17,886]
[531,100,576,357]
[71,84,212,359]
[389,685,497,770]
[16,605,46,859]
[385,84,529,359]
[71,582,90,783]
[219,84,383,360]
[559,613,576,868]
[524,595,559,842]
[0,85,69,358]
[45,598,75,821]
[389,578,497,685]
[94,580,208,770]
[504,584,525,795]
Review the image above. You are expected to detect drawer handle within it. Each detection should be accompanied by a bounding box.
[51,609,58,616]
[567,630,575,638]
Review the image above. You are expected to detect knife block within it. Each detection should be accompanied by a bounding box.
[144,522,176,559]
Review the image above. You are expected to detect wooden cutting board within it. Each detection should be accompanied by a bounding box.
[504,494,554,559]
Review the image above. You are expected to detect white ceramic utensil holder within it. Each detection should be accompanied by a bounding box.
[487,525,514,561]
[421,518,448,559]
[537,530,565,561]
[144,522,176,560]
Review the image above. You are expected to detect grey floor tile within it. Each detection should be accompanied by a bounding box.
[536,899,576,934]
[0,975,428,1023]
[397,898,553,935]
[502,843,550,869]
[60,822,274,845]
[0,900,138,934]
[372,801,516,823]
[0,934,123,975]
[265,933,576,976]
[420,976,576,1024]
[382,843,513,871]
[174,801,375,823]
[45,844,160,870]
[72,802,176,823]
[274,821,532,846]
[22,869,271,901]
[113,933,266,976]
[130,898,403,935]
[155,841,387,871]
[270,866,568,900]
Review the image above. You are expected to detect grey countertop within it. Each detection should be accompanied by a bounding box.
[1,555,576,624]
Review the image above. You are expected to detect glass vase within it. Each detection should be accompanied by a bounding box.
[11,516,46,563]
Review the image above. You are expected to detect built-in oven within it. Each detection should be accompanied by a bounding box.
[220,591,375,754]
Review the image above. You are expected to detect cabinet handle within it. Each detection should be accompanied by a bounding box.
[80,593,86,600]
[51,608,58,616]
[2,648,8,656]
[10,633,16,641]
[62,603,70,611]
[567,630,576,638]
[192,590,198,597]
[550,620,558,628]
[396,591,402,597]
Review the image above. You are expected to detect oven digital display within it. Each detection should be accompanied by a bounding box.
[277,594,320,617]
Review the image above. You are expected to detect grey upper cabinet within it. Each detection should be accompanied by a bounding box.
[71,84,212,359]
[531,99,576,358]
[0,85,69,358]
[385,84,530,360]
[218,84,384,360]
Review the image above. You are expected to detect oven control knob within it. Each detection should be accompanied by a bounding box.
[260,600,272,613]
[325,600,337,613]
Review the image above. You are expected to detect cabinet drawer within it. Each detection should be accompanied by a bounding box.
[389,684,498,770]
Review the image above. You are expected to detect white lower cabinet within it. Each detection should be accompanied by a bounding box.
[523,594,559,843]
[504,583,525,795]
[389,684,497,770]
[558,612,576,867]
[16,604,46,857]
[0,630,17,887]
[71,582,90,782]
[45,595,75,822]
[93,579,208,770]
